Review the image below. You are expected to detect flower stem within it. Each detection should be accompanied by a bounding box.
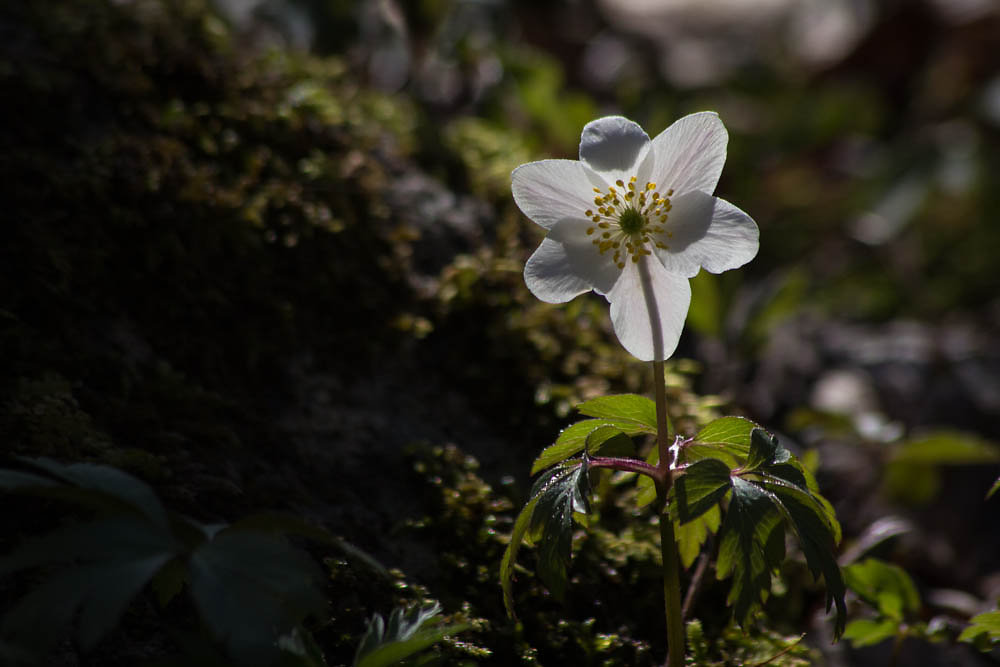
[653,360,685,667]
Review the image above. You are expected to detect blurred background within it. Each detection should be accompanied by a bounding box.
[2,0,999,664]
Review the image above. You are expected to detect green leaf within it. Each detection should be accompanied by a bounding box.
[576,394,658,430]
[532,419,650,474]
[843,618,900,648]
[694,416,758,447]
[635,446,660,509]
[762,479,847,637]
[844,558,921,620]
[22,457,169,530]
[958,610,1000,645]
[0,515,179,652]
[528,460,591,599]
[684,416,761,468]
[674,505,721,570]
[76,555,175,650]
[0,469,59,490]
[890,431,1000,465]
[883,462,941,506]
[500,495,541,617]
[674,459,731,523]
[357,625,468,667]
[687,270,722,337]
[585,425,636,459]
[758,472,841,542]
[988,477,1000,500]
[716,478,785,627]
[745,428,780,470]
[354,602,468,667]
[188,531,326,665]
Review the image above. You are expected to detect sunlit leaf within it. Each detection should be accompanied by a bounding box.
[635,447,660,508]
[353,602,467,667]
[890,431,1000,465]
[674,505,721,570]
[843,618,899,648]
[958,610,1000,646]
[684,416,760,468]
[532,419,649,474]
[575,394,658,431]
[844,558,920,621]
[687,270,722,337]
[883,463,941,506]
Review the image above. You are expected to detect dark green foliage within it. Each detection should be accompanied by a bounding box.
[529,460,591,600]
[671,418,846,636]
[715,478,786,629]
[0,459,327,665]
[673,458,730,523]
[501,459,591,615]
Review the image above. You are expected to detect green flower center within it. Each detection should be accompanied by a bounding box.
[619,207,645,235]
[583,177,675,269]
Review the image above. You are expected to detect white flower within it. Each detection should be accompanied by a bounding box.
[512,112,759,361]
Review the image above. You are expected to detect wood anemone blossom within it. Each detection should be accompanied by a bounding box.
[512,112,759,361]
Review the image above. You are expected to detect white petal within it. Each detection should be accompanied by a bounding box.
[512,159,601,230]
[579,116,651,185]
[608,255,692,361]
[546,219,621,295]
[652,191,759,278]
[649,111,728,196]
[524,219,619,303]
